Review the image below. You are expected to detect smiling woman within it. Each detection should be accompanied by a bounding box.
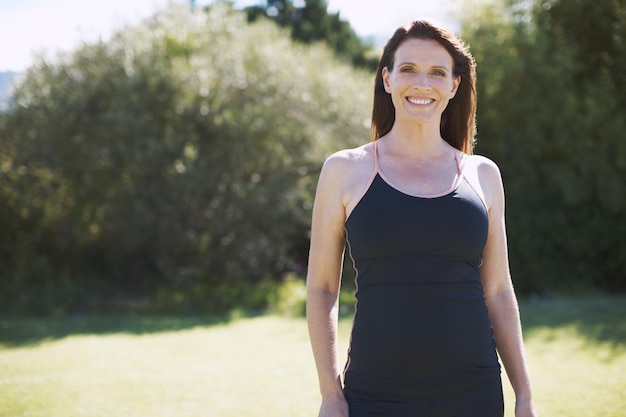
[306,19,537,417]
[381,38,461,134]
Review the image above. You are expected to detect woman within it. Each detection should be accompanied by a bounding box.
[306,20,537,417]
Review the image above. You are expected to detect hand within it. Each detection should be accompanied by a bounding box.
[515,398,537,417]
[318,393,349,417]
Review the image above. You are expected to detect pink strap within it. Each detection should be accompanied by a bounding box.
[373,140,380,172]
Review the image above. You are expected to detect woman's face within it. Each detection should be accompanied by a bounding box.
[382,38,460,125]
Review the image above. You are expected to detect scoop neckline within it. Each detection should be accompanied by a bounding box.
[374,141,464,199]
[375,171,461,199]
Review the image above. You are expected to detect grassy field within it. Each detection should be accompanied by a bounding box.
[1,295,625,417]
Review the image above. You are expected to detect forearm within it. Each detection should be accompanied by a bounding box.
[307,286,344,398]
[486,287,533,401]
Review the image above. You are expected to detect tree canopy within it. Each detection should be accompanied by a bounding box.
[243,0,378,69]
[461,0,626,293]
[1,0,624,316]
[0,3,372,314]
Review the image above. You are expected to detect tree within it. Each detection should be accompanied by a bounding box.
[0,3,372,314]
[244,0,378,70]
[538,0,626,92]
[459,0,626,293]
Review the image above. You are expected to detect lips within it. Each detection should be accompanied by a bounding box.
[406,97,434,105]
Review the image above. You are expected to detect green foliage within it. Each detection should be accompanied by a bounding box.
[459,0,626,293]
[0,3,371,315]
[244,0,378,70]
[267,272,308,316]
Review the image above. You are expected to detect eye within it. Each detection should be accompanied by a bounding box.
[431,69,447,77]
[399,66,414,73]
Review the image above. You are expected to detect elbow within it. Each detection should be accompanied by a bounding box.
[307,284,340,303]
[306,284,340,315]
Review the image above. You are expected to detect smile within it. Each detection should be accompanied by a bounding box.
[407,97,434,105]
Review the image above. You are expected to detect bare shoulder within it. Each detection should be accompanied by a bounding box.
[465,154,500,174]
[316,143,376,215]
[319,143,375,188]
[322,143,374,173]
[463,154,505,211]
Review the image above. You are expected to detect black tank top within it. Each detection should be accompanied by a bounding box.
[343,142,500,398]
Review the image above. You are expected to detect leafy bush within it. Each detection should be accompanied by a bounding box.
[0,3,371,314]
[460,0,626,293]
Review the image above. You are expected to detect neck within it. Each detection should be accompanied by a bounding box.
[383,121,450,158]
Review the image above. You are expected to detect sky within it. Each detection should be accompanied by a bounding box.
[0,0,459,72]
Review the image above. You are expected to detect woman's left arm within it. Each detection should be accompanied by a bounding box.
[478,158,538,417]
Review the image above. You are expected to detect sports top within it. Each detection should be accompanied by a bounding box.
[343,141,501,398]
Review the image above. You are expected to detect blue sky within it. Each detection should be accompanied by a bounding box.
[0,0,458,72]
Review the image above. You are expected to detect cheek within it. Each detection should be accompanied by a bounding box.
[436,80,457,97]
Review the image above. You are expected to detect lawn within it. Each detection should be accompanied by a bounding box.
[1,295,625,417]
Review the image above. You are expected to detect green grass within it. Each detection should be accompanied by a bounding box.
[1,295,625,417]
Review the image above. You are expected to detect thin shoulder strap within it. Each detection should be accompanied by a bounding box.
[455,148,465,177]
[345,142,380,222]
[373,140,380,172]
[461,154,489,212]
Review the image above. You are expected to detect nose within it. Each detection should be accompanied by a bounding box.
[413,74,431,91]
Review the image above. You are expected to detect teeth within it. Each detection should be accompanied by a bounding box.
[407,97,432,105]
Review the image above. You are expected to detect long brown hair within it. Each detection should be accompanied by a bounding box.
[371,20,477,154]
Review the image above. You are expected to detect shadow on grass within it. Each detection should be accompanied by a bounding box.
[519,294,626,350]
[0,309,260,348]
[1,295,625,350]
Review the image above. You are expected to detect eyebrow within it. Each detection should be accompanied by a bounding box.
[397,62,452,71]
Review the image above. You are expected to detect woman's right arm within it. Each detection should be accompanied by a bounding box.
[306,155,351,417]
